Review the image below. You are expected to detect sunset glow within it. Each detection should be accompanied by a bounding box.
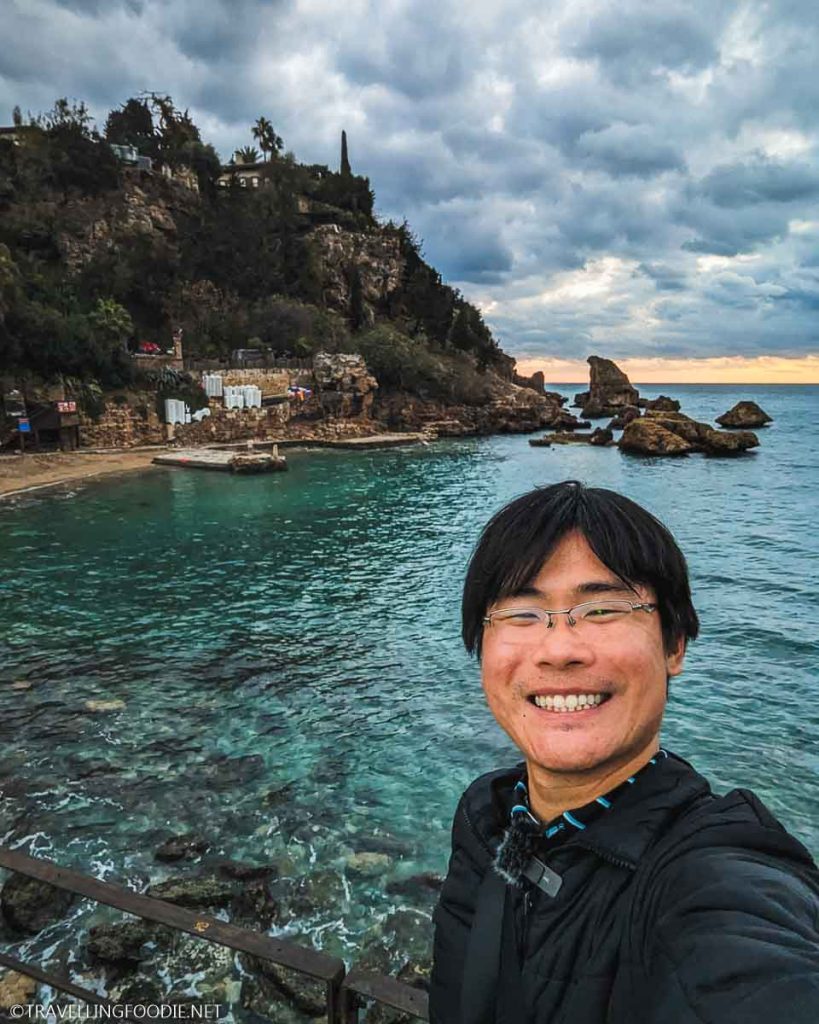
[514,354,819,385]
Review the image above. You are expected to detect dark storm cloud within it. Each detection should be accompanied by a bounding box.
[2,0,818,362]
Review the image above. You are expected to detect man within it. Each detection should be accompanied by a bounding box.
[430,481,819,1024]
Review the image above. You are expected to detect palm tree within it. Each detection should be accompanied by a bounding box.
[252,117,283,162]
[235,146,260,165]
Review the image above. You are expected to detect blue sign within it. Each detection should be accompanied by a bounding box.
[18,418,31,433]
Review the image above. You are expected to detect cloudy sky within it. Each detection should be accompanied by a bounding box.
[3,0,819,380]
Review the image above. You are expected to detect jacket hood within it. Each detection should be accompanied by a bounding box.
[456,751,816,876]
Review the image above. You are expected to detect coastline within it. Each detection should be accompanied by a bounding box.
[0,450,163,499]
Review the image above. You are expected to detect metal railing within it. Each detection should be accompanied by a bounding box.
[0,847,429,1023]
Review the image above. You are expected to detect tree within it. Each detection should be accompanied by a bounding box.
[252,117,283,162]
[31,97,95,137]
[89,297,134,352]
[104,98,157,158]
[340,129,351,176]
[235,146,260,165]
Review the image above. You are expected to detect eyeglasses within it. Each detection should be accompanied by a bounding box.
[483,600,657,644]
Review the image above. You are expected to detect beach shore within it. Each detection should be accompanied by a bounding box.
[0,450,161,498]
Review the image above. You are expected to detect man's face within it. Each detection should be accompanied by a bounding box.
[480,530,685,777]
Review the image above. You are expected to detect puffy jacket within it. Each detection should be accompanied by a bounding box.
[430,752,819,1024]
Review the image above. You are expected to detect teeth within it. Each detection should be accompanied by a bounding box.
[533,693,605,712]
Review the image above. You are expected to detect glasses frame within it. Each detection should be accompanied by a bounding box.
[482,599,657,631]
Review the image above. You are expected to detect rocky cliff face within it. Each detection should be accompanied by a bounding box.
[311,352,378,419]
[309,225,404,326]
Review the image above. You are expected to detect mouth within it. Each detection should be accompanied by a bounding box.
[526,691,613,714]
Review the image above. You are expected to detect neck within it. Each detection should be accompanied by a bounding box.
[526,740,660,824]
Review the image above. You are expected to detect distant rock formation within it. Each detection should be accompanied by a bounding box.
[716,401,772,428]
[644,395,680,412]
[619,419,693,456]
[574,356,640,417]
[607,406,641,430]
[626,411,759,456]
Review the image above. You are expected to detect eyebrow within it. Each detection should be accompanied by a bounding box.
[511,580,635,600]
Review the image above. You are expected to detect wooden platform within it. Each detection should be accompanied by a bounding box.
[153,449,287,473]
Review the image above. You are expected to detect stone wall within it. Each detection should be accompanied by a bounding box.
[79,398,165,449]
[216,370,292,392]
[173,400,290,445]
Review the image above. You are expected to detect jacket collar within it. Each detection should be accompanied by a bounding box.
[461,751,712,871]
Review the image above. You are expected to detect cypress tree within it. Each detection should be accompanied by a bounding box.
[340,129,351,176]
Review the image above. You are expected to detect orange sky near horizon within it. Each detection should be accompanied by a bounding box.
[513,354,819,384]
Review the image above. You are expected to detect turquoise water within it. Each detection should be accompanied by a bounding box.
[0,383,817,974]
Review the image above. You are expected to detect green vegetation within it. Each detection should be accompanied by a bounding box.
[0,94,513,403]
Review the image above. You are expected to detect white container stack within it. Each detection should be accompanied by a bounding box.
[202,373,224,398]
[224,385,262,409]
[164,398,189,425]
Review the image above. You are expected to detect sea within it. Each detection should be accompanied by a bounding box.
[0,383,817,988]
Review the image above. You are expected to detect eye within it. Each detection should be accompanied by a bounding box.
[498,610,541,626]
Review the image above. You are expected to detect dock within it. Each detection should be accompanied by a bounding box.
[153,448,288,474]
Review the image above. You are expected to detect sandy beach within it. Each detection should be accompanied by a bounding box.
[0,450,161,498]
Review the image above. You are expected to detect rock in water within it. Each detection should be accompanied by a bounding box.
[716,401,773,428]
[589,427,614,446]
[644,395,681,412]
[577,356,640,416]
[155,833,210,862]
[1,874,75,934]
[618,420,693,456]
[84,699,126,713]
[701,429,759,455]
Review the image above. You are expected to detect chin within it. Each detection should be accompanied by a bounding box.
[525,736,615,775]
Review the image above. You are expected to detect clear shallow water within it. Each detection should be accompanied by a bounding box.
[0,384,817,974]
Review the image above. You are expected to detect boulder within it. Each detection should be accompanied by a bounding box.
[537,432,596,445]
[87,920,167,965]
[644,411,711,447]
[716,401,772,428]
[1,874,75,935]
[644,395,681,412]
[543,410,591,431]
[0,970,36,1010]
[528,437,551,447]
[618,420,693,456]
[385,874,444,901]
[346,852,392,879]
[701,428,759,455]
[607,406,641,430]
[155,833,209,863]
[145,875,237,909]
[589,427,614,446]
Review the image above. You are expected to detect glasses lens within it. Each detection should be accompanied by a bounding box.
[575,600,634,624]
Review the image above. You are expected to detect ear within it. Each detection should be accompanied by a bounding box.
[665,636,686,678]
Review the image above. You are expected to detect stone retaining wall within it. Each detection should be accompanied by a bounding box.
[79,399,165,448]
[173,400,290,445]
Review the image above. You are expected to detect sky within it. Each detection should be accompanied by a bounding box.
[2,0,819,381]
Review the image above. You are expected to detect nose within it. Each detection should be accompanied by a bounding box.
[530,613,595,669]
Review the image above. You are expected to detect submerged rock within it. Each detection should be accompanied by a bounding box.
[385,874,444,901]
[0,970,36,1009]
[619,420,693,456]
[84,699,126,713]
[716,401,773,428]
[346,852,392,879]
[1,874,75,935]
[155,833,210,862]
[145,875,237,909]
[87,920,170,965]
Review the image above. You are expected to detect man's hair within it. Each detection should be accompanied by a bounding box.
[462,480,699,659]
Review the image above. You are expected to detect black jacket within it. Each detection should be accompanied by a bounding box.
[430,752,819,1024]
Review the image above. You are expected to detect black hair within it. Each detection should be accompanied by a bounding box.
[462,480,699,659]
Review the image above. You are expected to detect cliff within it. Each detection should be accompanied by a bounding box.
[0,105,548,439]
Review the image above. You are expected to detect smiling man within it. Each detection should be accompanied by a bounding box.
[430,481,819,1024]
